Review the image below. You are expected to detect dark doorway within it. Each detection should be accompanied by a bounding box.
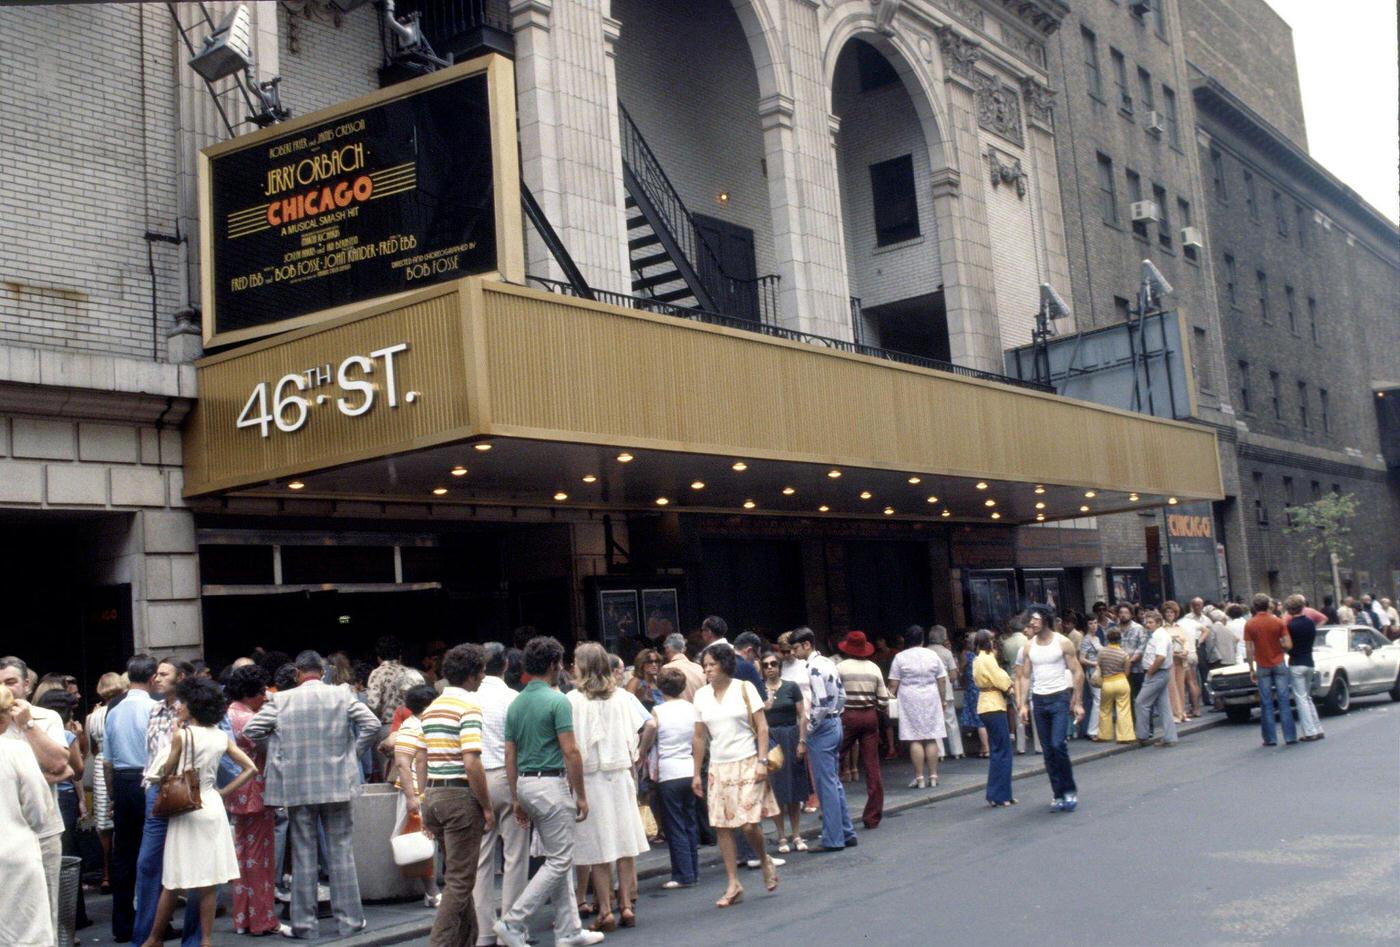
[844,540,933,645]
[863,291,950,362]
[693,214,759,321]
[697,538,805,640]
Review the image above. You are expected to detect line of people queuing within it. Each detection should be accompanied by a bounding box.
[1,589,1390,947]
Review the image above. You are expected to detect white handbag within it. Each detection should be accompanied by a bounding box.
[390,830,435,866]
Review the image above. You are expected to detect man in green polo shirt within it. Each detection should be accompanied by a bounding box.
[493,637,601,947]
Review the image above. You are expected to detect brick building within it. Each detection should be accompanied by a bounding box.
[1181,0,1400,602]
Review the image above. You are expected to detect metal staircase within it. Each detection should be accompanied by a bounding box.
[618,103,778,323]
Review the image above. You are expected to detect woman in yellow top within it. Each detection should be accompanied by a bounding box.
[971,630,1016,807]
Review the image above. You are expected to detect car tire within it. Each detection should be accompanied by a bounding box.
[1390,672,1400,702]
[1224,706,1252,724]
[1322,675,1350,715]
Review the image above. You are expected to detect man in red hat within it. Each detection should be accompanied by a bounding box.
[834,631,890,829]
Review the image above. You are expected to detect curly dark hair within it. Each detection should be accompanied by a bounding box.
[404,683,437,716]
[177,676,228,726]
[273,663,300,693]
[523,636,564,676]
[375,636,403,661]
[225,665,270,703]
[700,641,737,676]
[441,643,486,687]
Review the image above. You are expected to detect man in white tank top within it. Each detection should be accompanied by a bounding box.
[1014,607,1085,813]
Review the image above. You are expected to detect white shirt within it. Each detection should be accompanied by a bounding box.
[653,699,697,782]
[1228,617,1248,663]
[693,680,763,764]
[1028,635,1072,696]
[473,676,517,770]
[1,706,65,839]
[1143,628,1175,674]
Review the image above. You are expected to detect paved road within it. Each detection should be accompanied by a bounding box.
[550,697,1399,947]
[78,697,1398,946]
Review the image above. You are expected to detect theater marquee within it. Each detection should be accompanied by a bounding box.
[199,54,522,348]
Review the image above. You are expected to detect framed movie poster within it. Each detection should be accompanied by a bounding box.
[641,589,680,645]
[598,590,639,653]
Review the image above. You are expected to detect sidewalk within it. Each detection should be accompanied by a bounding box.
[77,715,1222,946]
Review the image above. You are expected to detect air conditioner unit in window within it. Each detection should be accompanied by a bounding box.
[1145,110,1165,135]
[1131,200,1160,223]
[1181,226,1204,249]
[1130,0,1152,15]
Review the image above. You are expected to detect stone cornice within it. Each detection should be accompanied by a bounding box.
[988,0,1068,37]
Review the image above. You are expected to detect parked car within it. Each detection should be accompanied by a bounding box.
[1207,625,1400,723]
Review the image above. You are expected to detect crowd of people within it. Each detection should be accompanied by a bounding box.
[0,588,1394,947]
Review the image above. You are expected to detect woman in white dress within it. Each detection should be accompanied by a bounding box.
[140,677,257,947]
[567,642,651,932]
[0,685,55,947]
[887,626,948,789]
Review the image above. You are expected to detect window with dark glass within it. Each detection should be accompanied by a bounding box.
[1178,197,1196,260]
[1244,170,1258,219]
[1097,153,1117,224]
[1126,168,1146,237]
[1310,480,1321,500]
[1192,326,1211,392]
[1162,85,1179,146]
[1153,183,1171,248]
[1210,147,1227,201]
[1138,67,1155,113]
[1253,472,1268,526]
[1283,477,1296,524]
[869,155,919,246]
[1308,296,1318,342]
[1082,27,1103,98]
[1320,388,1330,432]
[1224,253,1237,306]
[1269,370,1281,419]
[1238,360,1251,412]
[1298,381,1309,428]
[1111,48,1131,112]
[1257,270,1270,322]
[1295,205,1307,248]
[1273,190,1288,235]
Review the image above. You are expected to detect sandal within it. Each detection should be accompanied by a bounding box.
[792,836,808,852]
[777,837,790,854]
[716,887,744,908]
[620,907,636,928]
[762,859,779,893]
[590,913,617,933]
[577,902,595,919]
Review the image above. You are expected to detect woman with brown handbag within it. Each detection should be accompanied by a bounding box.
[692,642,780,908]
[139,677,257,947]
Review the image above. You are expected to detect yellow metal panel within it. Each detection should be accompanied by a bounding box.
[475,281,1224,500]
[185,284,476,496]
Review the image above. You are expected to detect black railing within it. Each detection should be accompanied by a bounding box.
[393,0,512,59]
[524,276,1053,392]
[618,103,780,324]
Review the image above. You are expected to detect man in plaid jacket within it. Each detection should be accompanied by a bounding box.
[244,650,380,939]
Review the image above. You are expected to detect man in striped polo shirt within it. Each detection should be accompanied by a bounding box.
[416,644,495,947]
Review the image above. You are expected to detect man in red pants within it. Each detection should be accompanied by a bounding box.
[834,632,890,829]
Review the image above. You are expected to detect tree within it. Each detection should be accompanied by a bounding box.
[1284,492,1358,604]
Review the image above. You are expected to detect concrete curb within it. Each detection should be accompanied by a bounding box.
[342,716,1227,946]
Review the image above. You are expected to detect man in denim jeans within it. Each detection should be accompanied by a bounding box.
[1244,594,1295,747]
[1015,607,1086,813]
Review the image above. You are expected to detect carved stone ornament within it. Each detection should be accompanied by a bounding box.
[987,148,1027,198]
[935,25,981,81]
[931,0,985,30]
[1020,76,1055,125]
[873,0,901,36]
[975,72,1023,145]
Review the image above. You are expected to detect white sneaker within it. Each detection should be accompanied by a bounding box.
[558,932,607,946]
[769,856,786,867]
[493,920,530,947]
[745,858,762,869]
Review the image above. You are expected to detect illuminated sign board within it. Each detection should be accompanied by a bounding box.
[199,54,521,348]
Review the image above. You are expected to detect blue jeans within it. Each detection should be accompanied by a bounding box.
[1257,663,1296,744]
[1031,689,1077,798]
[132,785,203,947]
[655,778,699,884]
[983,709,1014,803]
[807,717,855,849]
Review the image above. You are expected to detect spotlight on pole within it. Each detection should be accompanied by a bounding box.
[188,6,254,82]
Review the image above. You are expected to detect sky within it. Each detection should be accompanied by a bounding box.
[1264,0,1399,223]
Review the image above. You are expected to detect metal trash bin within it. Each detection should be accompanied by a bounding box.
[56,855,82,946]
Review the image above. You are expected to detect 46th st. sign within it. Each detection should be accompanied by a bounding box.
[235,342,415,437]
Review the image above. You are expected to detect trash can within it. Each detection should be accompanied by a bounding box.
[351,784,421,901]
[57,855,82,946]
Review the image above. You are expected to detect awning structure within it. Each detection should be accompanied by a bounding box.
[184,278,1224,524]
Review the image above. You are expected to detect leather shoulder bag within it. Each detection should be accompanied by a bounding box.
[741,683,785,774]
[152,725,203,818]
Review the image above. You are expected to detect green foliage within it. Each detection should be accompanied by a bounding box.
[1284,492,1358,599]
